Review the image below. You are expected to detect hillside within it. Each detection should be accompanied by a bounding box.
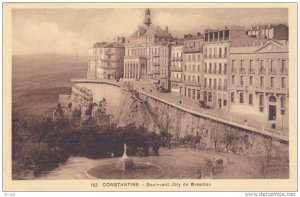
[12,54,87,117]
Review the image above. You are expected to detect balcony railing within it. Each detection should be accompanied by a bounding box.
[172,57,183,61]
[170,66,183,72]
[153,62,160,66]
[183,47,202,53]
[153,53,160,57]
[153,70,160,74]
[184,80,201,87]
[170,77,182,82]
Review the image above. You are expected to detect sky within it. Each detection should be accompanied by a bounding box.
[12,8,288,56]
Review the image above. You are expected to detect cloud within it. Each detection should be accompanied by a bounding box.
[12,8,288,56]
[13,21,89,55]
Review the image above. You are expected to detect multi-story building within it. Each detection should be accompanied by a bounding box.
[229,40,288,125]
[160,44,171,91]
[182,33,204,101]
[170,43,183,93]
[203,28,231,109]
[246,24,288,40]
[123,9,173,81]
[203,26,267,110]
[87,41,125,80]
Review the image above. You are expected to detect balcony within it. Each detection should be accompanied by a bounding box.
[100,57,120,62]
[248,68,255,74]
[269,69,277,75]
[153,53,160,57]
[184,80,201,87]
[170,77,182,82]
[239,68,246,74]
[183,47,202,53]
[170,66,183,72]
[124,55,147,59]
[153,62,160,66]
[172,57,183,61]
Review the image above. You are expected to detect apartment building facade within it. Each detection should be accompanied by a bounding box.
[170,44,184,93]
[87,41,125,80]
[182,33,204,101]
[229,41,288,125]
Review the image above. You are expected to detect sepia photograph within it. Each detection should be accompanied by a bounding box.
[3,2,297,192]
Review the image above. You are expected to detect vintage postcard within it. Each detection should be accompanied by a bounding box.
[3,2,297,192]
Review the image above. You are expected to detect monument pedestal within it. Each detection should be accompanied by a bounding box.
[116,144,134,171]
[116,157,134,171]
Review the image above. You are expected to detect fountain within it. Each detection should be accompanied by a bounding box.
[115,144,134,170]
[86,144,164,179]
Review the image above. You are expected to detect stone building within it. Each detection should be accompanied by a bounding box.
[229,40,288,126]
[87,41,125,80]
[170,42,183,93]
[203,26,268,110]
[123,9,173,80]
[246,24,288,40]
[182,33,204,101]
[160,44,171,91]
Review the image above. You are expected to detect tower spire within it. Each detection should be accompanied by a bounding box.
[144,8,151,27]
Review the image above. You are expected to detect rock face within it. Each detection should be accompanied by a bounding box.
[57,82,288,158]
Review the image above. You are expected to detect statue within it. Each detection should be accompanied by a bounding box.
[116,144,134,171]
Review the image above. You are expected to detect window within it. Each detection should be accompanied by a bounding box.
[224,79,227,90]
[259,95,264,106]
[241,60,244,69]
[204,78,207,87]
[281,77,286,88]
[240,93,244,104]
[224,47,227,57]
[250,76,253,86]
[249,94,253,105]
[281,60,287,72]
[280,96,286,108]
[223,100,227,106]
[219,63,222,74]
[232,60,236,71]
[260,77,264,88]
[208,92,212,102]
[259,95,264,112]
[281,96,286,115]
[188,89,191,98]
[214,79,217,90]
[231,92,235,103]
[232,75,235,84]
[249,60,253,71]
[192,89,196,99]
[209,63,212,73]
[219,48,222,58]
[270,77,275,88]
[192,55,195,61]
[197,90,200,100]
[224,63,227,74]
[240,76,244,86]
